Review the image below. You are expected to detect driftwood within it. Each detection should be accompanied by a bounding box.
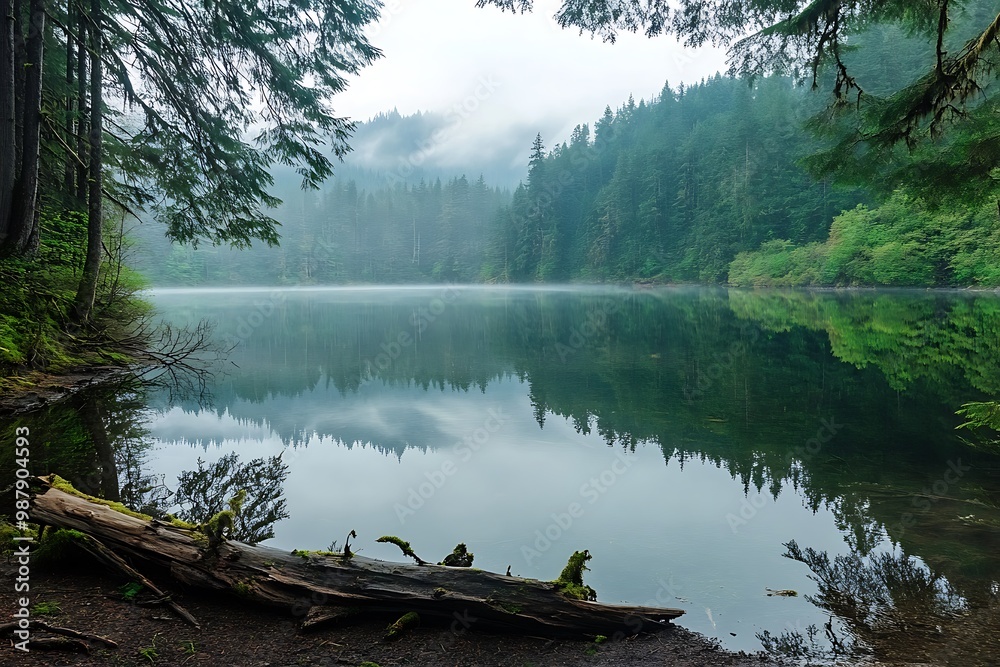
[0,621,118,651]
[71,531,200,628]
[31,480,683,637]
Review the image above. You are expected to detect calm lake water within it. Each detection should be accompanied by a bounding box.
[10,286,1000,661]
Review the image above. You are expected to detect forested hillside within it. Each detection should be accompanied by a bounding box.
[138,5,1000,289]
[485,76,864,283]
[133,4,1000,289]
[134,75,867,285]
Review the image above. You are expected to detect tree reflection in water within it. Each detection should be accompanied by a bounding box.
[759,540,1000,666]
[172,453,290,544]
[2,378,290,547]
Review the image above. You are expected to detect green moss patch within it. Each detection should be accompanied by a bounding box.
[553,550,597,601]
[49,475,153,521]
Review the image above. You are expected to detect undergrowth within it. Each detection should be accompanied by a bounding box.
[0,208,151,387]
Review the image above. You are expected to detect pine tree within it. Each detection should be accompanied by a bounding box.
[479,0,1000,196]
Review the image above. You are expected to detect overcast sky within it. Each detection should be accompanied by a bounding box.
[333,0,729,177]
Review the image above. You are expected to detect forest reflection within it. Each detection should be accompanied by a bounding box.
[6,287,999,661]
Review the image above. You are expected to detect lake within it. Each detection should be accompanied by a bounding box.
[9,286,1000,661]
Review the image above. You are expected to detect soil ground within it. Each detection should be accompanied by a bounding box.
[1,565,780,667]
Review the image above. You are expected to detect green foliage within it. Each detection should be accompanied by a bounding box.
[729,241,829,287]
[200,489,247,547]
[133,174,510,285]
[0,208,151,380]
[956,401,1000,455]
[730,193,1000,287]
[483,76,864,284]
[31,601,61,616]
[385,611,420,640]
[481,2,1000,203]
[49,474,154,521]
[729,290,1000,395]
[439,543,474,567]
[0,521,36,558]
[129,56,996,290]
[33,528,85,566]
[121,582,144,601]
[231,580,252,597]
[291,549,338,558]
[554,550,597,601]
[172,453,289,545]
[138,634,161,664]
[376,535,426,564]
[957,402,1000,432]
[74,0,381,251]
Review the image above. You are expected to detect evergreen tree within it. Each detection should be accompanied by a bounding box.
[479,0,1000,198]
[3,0,382,323]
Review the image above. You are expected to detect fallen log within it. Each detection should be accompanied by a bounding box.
[30,479,683,637]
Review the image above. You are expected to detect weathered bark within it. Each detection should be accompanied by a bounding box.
[72,0,102,324]
[63,3,74,195]
[75,15,86,203]
[31,483,684,637]
[0,0,17,245]
[6,0,44,254]
[11,0,22,164]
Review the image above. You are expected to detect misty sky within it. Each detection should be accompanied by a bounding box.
[334,0,729,178]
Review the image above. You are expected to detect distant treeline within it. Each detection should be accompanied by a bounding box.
[133,22,1000,288]
[134,175,511,284]
[132,73,863,286]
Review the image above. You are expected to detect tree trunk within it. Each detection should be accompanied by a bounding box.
[72,0,102,324]
[0,0,15,248]
[75,15,86,203]
[31,482,684,637]
[63,3,74,196]
[11,0,22,165]
[7,0,44,254]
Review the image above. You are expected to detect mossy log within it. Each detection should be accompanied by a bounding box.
[30,479,683,637]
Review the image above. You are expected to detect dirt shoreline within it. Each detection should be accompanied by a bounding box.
[1,566,779,667]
